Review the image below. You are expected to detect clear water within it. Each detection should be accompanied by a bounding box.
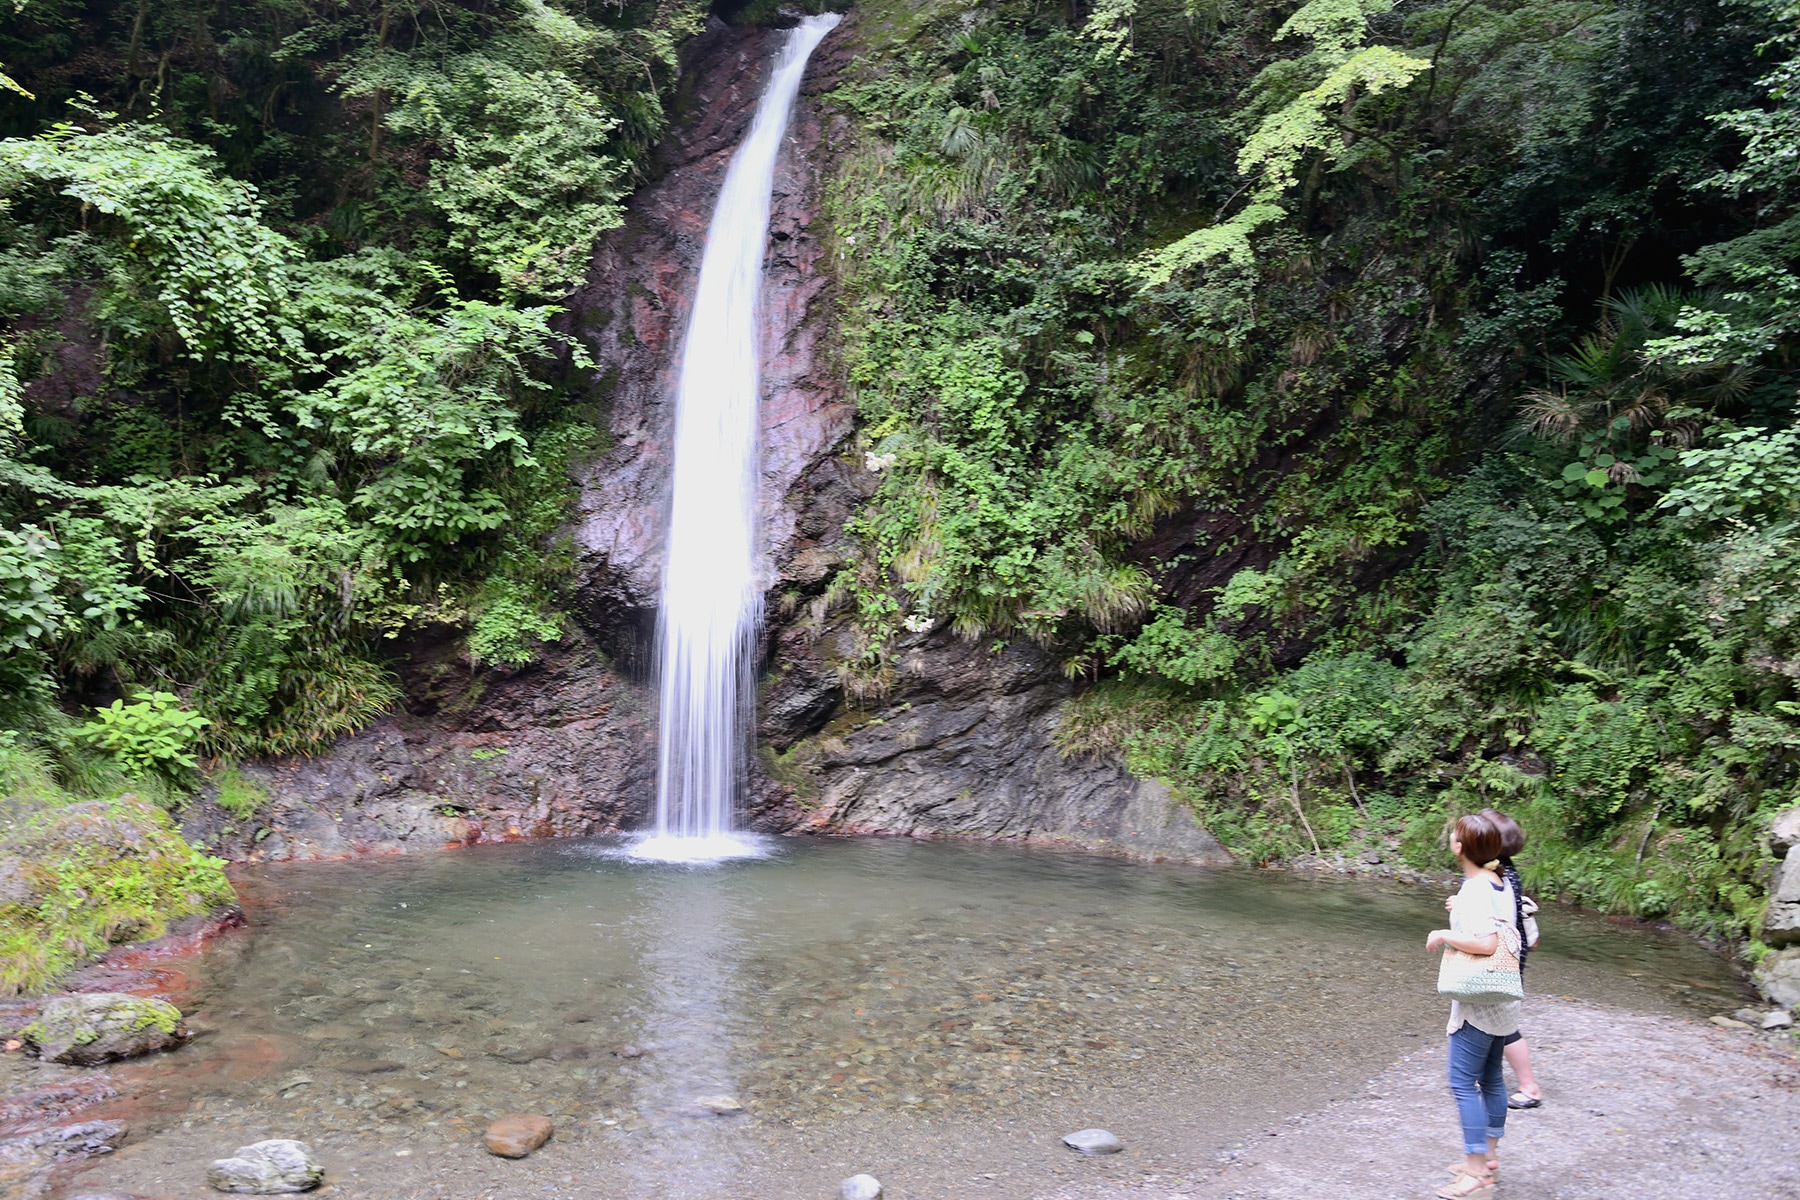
[648,14,841,858]
[95,838,1749,1198]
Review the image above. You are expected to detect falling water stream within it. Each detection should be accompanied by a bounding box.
[635,13,841,864]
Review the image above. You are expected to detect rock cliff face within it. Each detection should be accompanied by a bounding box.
[241,12,1226,869]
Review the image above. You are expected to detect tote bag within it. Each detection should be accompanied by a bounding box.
[1437,923,1523,1004]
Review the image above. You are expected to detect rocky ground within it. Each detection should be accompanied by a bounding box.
[1045,997,1800,1200]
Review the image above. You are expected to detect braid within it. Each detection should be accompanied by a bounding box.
[1500,857,1528,972]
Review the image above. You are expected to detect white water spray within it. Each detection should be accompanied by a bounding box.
[632,13,840,865]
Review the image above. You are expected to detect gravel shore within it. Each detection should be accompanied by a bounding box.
[1040,995,1800,1200]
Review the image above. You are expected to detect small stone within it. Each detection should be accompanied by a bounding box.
[694,1094,745,1115]
[838,1173,882,1200]
[21,994,187,1065]
[1763,1009,1794,1030]
[612,1045,643,1058]
[207,1139,324,1193]
[1708,1014,1752,1029]
[66,1193,156,1200]
[336,1059,403,1074]
[1732,1008,1765,1025]
[1062,1128,1123,1155]
[483,1114,554,1158]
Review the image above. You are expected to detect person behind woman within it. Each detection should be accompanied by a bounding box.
[1426,812,1521,1198]
[1481,807,1544,1109]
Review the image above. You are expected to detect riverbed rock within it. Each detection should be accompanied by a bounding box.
[1755,947,1800,1008]
[483,1114,554,1158]
[1062,1128,1123,1155]
[21,994,186,1065]
[206,1139,323,1193]
[694,1094,745,1115]
[0,1119,127,1162]
[1762,1009,1793,1029]
[838,1173,883,1199]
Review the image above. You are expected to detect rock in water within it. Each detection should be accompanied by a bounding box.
[1764,1009,1794,1030]
[839,1173,883,1199]
[21,994,187,1065]
[694,1095,745,1115]
[483,1114,554,1158]
[1062,1128,1123,1155]
[207,1139,323,1193]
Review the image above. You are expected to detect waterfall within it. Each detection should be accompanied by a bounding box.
[632,13,840,864]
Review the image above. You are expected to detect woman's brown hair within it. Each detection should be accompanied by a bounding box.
[1452,812,1503,867]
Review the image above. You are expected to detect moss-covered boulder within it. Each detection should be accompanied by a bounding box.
[20,992,189,1065]
[0,790,236,995]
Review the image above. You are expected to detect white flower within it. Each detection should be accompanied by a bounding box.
[902,614,934,633]
[864,451,898,472]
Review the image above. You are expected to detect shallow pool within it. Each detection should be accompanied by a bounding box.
[68,837,1754,1199]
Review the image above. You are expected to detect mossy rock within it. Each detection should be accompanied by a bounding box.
[20,992,189,1065]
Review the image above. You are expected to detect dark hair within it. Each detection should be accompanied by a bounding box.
[1481,807,1525,858]
[1479,808,1530,972]
[1451,813,1503,867]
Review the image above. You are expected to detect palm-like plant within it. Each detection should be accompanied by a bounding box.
[1517,288,1755,516]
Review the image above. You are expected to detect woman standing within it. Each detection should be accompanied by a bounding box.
[1426,812,1522,1199]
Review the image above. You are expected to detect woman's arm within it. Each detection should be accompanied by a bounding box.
[1426,928,1499,955]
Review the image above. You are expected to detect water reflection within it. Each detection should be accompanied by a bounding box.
[618,867,752,1198]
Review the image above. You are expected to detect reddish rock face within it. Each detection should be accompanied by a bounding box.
[483,1112,554,1158]
[562,18,859,641]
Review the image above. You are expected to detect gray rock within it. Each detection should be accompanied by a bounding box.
[693,1094,744,1115]
[1771,808,1800,856]
[207,1139,323,1193]
[1763,1009,1794,1030]
[22,994,187,1065]
[1763,847,1800,948]
[838,1174,883,1200]
[1755,947,1800,1008]
[0,1120,127,1162]
[1062,1128,1123,1155]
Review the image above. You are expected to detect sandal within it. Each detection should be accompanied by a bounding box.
[1446,1160,1499,1178]
[1436,1171,1496,1198]
[1507,1090,1543,1109]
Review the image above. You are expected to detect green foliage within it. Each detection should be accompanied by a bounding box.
[74,692,210,781]
[467,577,564,667]
[209,765,265,821]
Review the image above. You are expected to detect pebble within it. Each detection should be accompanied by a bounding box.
[694,1094,745,1115]
[1763,1009,1794,1030]
[483,1113,554,1158]
[1708,1015,1752,1030]
[1062,1128,1123,1155]
[336,1059,402,1074]
[612,1045,643,1058]
[839,1173,883,1199]
[207,1138,324,1193]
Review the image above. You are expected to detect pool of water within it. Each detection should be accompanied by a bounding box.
[69,837,1753,1198]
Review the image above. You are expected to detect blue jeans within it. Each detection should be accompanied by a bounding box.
[1447,1021,1507,1154]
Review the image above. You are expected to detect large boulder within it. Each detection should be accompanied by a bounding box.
[1755,946,1800,1008]
[1770,807,1800,856]
[21,993,187,1065]
[1756,831,1800,942]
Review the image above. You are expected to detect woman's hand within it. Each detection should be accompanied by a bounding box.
[1444,896,1455,912]
[1426,929,1450,952]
